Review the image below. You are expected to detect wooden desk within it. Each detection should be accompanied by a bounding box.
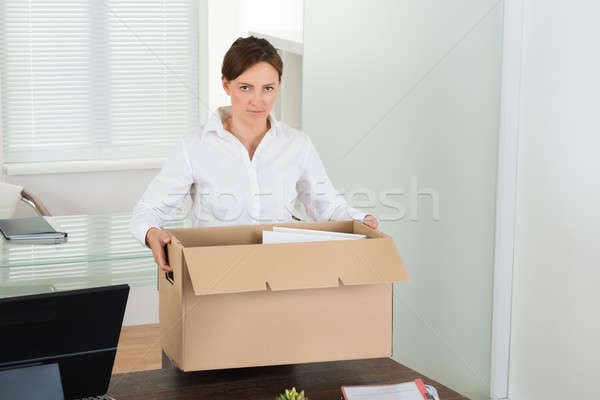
[108,358,469,400]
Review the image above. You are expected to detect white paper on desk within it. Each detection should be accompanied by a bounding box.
[272,226,366,240]
[342,382,424,400]
[263,230,363,244]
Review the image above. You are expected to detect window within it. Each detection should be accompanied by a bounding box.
[0,0,200,163]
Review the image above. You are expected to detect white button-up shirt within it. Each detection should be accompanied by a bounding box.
[129,106,367,247]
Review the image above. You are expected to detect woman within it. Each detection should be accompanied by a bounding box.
[130,36,378,272]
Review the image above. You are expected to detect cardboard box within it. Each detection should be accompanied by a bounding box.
[160,220,409,371]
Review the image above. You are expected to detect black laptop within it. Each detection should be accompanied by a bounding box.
[0,284,129,399]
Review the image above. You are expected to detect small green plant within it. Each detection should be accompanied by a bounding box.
[276,387,308,400]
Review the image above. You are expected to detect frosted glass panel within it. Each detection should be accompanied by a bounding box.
[0,213,190,298]
[302,1,503,399]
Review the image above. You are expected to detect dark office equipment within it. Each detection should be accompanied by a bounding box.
[0,284,129,399]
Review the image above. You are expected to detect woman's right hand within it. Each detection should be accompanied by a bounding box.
[145,227,172,272]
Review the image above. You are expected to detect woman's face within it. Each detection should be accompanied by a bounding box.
[222,61,280,126]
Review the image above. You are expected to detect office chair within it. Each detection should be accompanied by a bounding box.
[0,182,51,218]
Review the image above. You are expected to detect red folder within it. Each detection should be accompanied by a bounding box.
[340,379,432,400]
[415,378,432,399]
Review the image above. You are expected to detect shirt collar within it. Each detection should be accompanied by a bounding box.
[203,105,278,138]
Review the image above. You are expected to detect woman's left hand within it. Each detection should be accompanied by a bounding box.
[362,214,379,230]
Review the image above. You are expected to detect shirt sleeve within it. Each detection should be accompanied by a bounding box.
[129,137,194,247]
[296,135,368,222]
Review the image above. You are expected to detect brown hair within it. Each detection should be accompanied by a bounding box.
[221,36,283,82]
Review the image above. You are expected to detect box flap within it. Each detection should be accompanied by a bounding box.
[182,237,408,295]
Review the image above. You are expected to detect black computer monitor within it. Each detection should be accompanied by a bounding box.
[0,284,129,399]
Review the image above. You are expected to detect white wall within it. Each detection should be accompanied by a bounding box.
[239,0,303,35]
[508,1,600,399]
[208,0,242,112]
[302,1,503,399]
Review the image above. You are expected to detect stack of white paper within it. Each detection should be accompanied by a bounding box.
[341,381,425,400]
[262,226,366,244]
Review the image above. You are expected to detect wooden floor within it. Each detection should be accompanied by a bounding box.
[113,324,162,373]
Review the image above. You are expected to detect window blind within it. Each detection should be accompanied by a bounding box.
[0,0,199,163]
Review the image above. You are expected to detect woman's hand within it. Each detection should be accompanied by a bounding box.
[362,215,379,230]
[145,227,172,272]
